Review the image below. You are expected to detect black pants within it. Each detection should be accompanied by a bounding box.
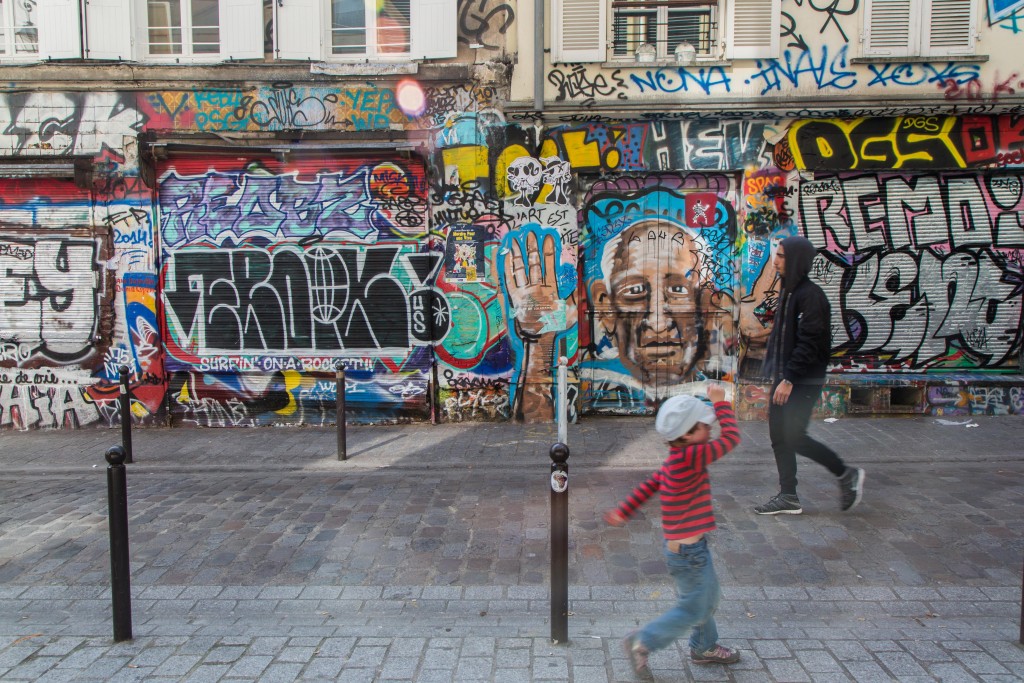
[768,380,846,495]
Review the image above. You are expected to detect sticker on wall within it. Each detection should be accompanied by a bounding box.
[686,193,718,228]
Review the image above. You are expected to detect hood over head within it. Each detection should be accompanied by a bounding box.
[779,235,817,287]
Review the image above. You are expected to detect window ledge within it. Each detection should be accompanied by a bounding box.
[310,61,419,76]
[602,58,730,69]
[851,54,989,64]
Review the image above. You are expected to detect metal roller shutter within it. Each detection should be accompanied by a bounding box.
[156,152,439,427]
[0,175,108,429]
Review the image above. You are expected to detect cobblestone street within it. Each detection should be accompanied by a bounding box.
[1,416,1022,681]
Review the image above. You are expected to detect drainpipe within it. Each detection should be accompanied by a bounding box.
[534,0,544,112]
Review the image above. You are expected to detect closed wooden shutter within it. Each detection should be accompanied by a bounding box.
[37,0,83,59]
[727,0,779,59]
[221,0,265,60]
[411,0,457,58]
[552,0,606,63]
[84,0,135,60]
[923,0,974,56]
[275,0,323,60]
[864,0,915,57]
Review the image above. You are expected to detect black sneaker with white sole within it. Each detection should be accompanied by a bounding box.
[753,493,802,515]
[839,467,864,511]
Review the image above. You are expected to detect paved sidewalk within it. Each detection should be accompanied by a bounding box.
[1,415,1023,681]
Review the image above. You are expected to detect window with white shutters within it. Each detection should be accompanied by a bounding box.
[864,0,975,57]
[556,0,779,63]
[82,0,263,61]
[0,0,82,60]
[276,0,456,60]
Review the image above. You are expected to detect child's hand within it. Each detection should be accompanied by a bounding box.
[603,509,626,527]
[707,383,726,404]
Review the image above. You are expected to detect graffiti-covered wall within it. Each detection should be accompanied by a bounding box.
[4,0,1024,429]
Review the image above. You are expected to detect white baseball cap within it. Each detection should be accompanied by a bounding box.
[655,395,716,442]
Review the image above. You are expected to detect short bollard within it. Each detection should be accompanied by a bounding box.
[118,366,133,464]
[336,365,347,461]
[550,442,569,644]
[105,445,133,642]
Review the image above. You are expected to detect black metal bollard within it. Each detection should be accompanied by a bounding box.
[1019,556,1023,645]
[336,365,347,461]
[118,366,133,464]
[105,445,133,642]
[549,442,569,644]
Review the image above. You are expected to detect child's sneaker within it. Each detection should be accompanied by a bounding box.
[690,643,741,664]
[622,631,652,679]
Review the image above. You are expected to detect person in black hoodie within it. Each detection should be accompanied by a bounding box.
[754,236,865,515]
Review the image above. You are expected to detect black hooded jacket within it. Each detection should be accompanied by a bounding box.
[763,236,831,384]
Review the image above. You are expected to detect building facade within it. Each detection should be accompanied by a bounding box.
[0,0,1021,429]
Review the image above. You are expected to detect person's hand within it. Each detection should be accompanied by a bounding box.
[707,383,726,404]
[501,230,577,340]
[604,509,626,526]
[773,380,792,405]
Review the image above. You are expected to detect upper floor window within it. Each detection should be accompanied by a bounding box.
[611,0,717,61]
[79,0,261,61]
[0,0,453,62]
[277,0,453,61]
[552,0,779,63]
[147,0,220,56]
[863,0,975,57]
[0,0,39,56]
[330,0,410,56]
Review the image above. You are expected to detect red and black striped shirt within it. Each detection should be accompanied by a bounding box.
[614,401,740,540]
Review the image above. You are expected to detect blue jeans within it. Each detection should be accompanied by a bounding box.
[637,537,720,653]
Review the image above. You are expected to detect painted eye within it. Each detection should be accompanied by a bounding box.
[620,284,647,299]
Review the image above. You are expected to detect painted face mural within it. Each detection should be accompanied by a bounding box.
[590,220,705,386]
[580,186,737,413]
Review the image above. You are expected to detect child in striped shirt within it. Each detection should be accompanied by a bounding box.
[604,383,741,679]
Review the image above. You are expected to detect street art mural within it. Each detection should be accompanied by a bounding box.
[578,183,738,414]
[498,224,577,421]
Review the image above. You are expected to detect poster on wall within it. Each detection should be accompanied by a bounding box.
[445,225,485,282]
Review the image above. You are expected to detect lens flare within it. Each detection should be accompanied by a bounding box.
[396,79,427,118]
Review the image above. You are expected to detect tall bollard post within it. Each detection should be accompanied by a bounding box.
[557,356,568,445]
[549,442,569,644]
[336,364,347,461]
[105,445,133,642]
[118,366,133,464]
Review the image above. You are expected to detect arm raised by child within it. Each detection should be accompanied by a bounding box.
[694,383,741,467]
